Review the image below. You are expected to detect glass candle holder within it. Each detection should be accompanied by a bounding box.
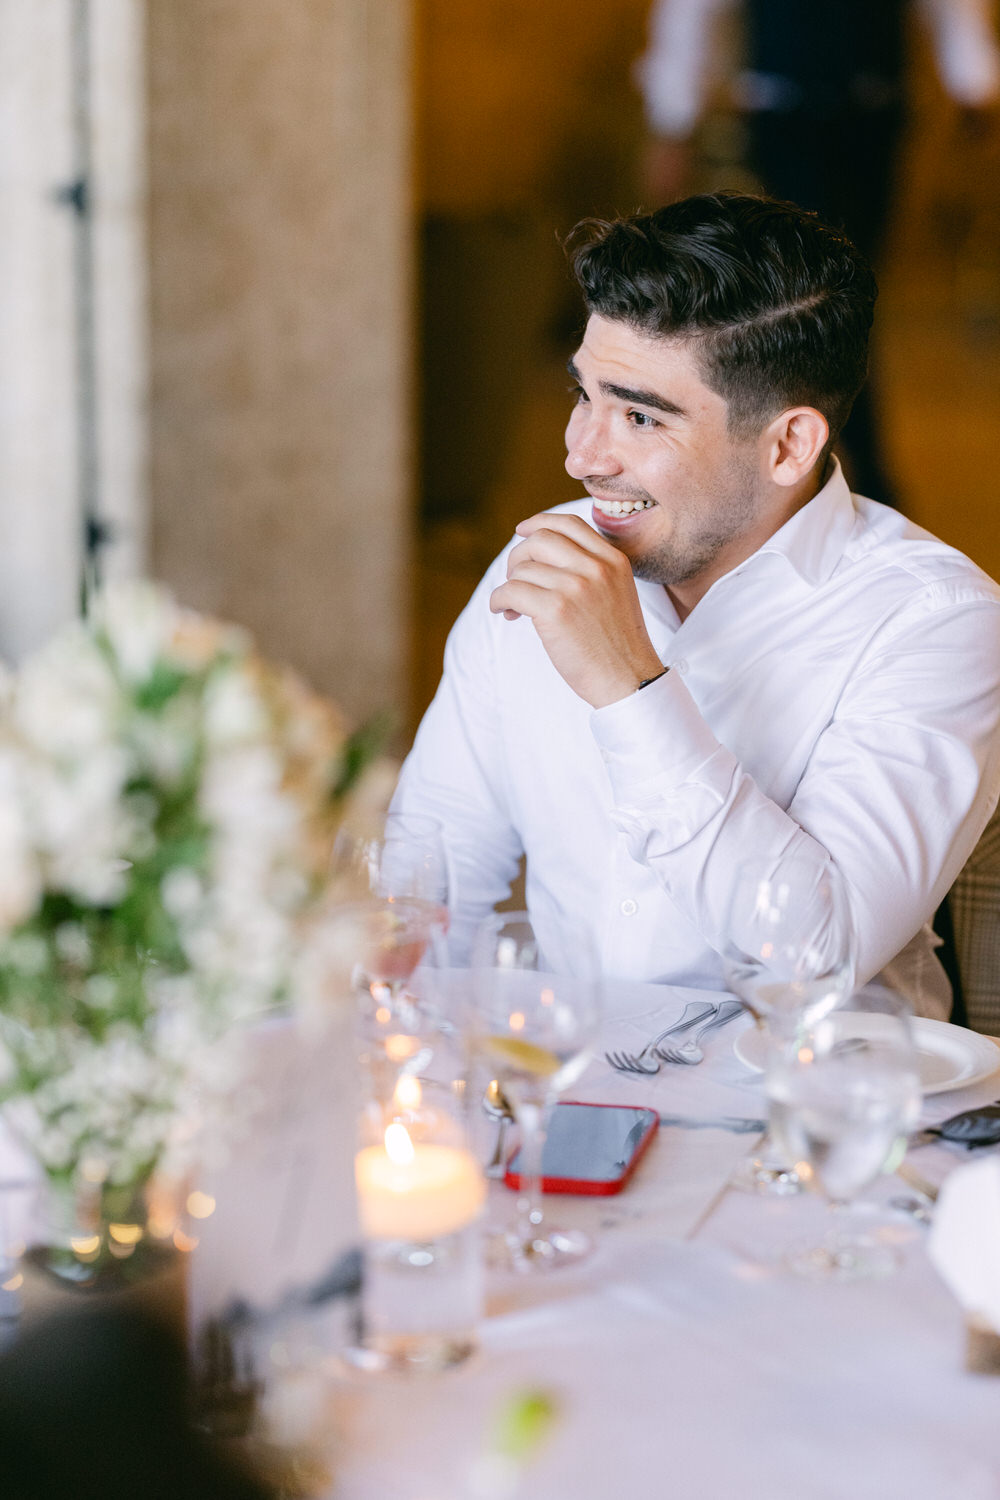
[351,1079,485,1372]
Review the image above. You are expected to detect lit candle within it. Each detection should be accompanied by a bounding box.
[355,1123,486,1241]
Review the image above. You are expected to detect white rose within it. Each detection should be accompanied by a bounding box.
[203,669,268,747]
[14,629,119,758]
[89,580,176,686]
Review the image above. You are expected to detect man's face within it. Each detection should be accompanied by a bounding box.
[565,315,770,605]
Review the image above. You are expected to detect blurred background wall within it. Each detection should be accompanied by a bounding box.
[0,0,412,728]
[148,0,412,726]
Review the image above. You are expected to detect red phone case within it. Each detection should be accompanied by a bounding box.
[503,1100,659,1196]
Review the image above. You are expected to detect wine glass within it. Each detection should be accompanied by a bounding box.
[721,858,857,1194]
[331,811,453,1036]
[329,894,450,1105]
[332,811,449,909]
[766,986,921,1279]
[468,912,601,1271]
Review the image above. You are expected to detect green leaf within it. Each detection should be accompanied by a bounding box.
[331,710,394,802]
[133,661,190,712]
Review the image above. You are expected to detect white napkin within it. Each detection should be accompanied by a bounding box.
[928,1156,1000,1331]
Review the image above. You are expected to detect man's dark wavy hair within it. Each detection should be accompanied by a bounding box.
[568,192,878,446]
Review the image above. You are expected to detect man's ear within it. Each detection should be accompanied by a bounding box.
[761,407,829,487]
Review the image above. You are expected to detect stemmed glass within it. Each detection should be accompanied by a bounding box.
[721,858,857,1194]
[468,912,601,1271]
[333,811,449,910]
[766,986,921,1279]
[331,814,452,1093]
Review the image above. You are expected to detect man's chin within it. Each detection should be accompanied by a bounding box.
[629,547,691,589]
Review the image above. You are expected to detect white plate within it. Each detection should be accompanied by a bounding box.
[733,1014,1000,1095]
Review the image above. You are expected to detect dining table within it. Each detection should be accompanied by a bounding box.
[3,977,1000,1500]
[329,978,1000,1500]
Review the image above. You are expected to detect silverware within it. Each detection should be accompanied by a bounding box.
[605,1000,717,1075]
[656,999,745,1066]
[482,1078,514,1177]
[895,1159,940,1204]
[659,1113,766,1134]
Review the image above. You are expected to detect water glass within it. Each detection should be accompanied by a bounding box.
[721,857,857,1194]
[767,986,921,1279]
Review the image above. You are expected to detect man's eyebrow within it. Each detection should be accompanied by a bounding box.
[565,358,686,418]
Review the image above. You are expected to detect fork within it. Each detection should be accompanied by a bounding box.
[656,999,745,1065]
[605,999,717,1075]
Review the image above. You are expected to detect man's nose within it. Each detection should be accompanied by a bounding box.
[564,412,620,480]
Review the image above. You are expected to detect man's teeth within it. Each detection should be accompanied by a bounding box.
[593,498,655,516]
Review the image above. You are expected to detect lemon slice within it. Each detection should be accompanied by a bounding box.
[484,1036,561,1076]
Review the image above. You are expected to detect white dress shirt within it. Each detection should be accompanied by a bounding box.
[395,463,1000,1018]
[637,0,1000,138]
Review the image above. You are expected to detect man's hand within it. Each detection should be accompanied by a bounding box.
[489,512,665,708]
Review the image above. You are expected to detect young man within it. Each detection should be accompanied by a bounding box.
[395,193,1000,1017]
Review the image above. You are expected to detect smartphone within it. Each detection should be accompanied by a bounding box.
[504,1101,659,1196]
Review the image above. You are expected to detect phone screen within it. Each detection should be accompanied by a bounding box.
[505,1101,658,1193]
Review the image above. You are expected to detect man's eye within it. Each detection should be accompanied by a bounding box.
[569,384,589,405]
[628,410,659,429]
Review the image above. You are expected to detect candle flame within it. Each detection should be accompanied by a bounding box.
[385,1121,415,1166]
[393,1074,422,1110]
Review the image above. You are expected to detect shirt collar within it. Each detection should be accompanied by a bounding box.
[753,458,859,585]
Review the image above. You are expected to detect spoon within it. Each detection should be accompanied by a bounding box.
[483,1078,515,1178]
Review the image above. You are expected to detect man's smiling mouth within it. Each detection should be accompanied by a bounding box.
[591,496,657,517]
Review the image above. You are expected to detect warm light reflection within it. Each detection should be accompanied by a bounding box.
[509,1011,525,1032]
[186,1190,217,1220]
[385,1032,418,1062]
[393,1075,422,1111]
[761,941,774,959]
[384,1121,415,1166]
[70,1234,101,1260]
[375,1005,392,1026]
[2,1272,23,1292]
[173,1227,199,1253]
[797,1046,815,1064]
[540,987,555,1007]
[108,1221,143,1245]
[147,1207,176,1239]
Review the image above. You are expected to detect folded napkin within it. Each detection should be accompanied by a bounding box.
[928,1155,1000,1369]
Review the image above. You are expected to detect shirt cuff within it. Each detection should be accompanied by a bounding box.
[589,667,725,799]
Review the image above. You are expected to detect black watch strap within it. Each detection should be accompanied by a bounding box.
[637,667,668,691]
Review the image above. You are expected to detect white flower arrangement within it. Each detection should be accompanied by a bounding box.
[0,582,389,1193]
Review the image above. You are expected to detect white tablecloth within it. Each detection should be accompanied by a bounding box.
[332,983,1000,1500]
[4,983,1000,1498]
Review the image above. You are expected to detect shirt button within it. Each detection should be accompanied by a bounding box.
[673,658,688,675]
[620,897,638,916]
